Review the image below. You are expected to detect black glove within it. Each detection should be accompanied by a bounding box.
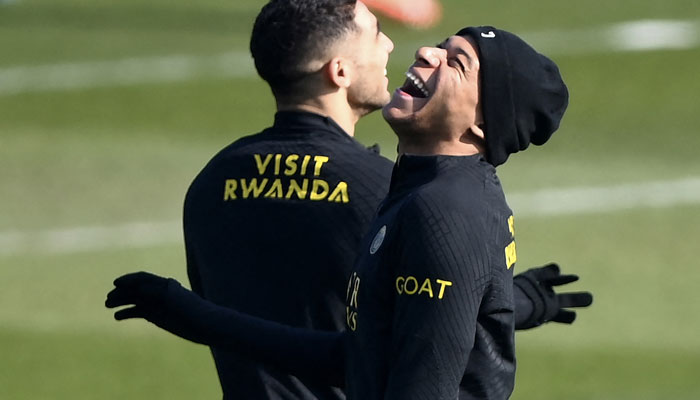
[106,271,346,386]
[513,263,593,330]
[105,271,219,344]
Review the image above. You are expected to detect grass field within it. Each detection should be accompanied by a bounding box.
[2,0,700,398]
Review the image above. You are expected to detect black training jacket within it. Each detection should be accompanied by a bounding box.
[183,111,393,400]
[345,154,516,400]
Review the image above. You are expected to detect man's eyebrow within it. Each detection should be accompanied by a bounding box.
[435,39,474,68]
[454,47,474,68]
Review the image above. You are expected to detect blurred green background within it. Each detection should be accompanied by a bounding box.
[2,0,700,398]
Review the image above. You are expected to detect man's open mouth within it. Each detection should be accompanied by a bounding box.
[400,71,430,98]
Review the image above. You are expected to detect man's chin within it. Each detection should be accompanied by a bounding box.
[381,104,404,123]
[382,105,417,134]
[382,100,421,124]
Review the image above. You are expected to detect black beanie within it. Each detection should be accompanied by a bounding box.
[456,26,569,166]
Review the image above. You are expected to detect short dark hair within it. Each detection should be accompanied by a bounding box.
[250,0,358,98]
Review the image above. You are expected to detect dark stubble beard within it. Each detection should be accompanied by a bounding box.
[348,88,390,119]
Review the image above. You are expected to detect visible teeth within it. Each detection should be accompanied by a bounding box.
[406,71,429,97]
[384,68,388,76]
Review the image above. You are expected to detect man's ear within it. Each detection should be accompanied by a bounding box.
[325,56,352,89]
[470,103,486,141]
[460,123,486,152]
[469,124,485,141]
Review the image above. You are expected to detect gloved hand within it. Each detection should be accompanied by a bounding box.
[106,271,347,386]
[105,271,216,344]
[513,263,593,330]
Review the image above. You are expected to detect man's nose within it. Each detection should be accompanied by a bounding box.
[384,34,395,53]
[414,46,444,67]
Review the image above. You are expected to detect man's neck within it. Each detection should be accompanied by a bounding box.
[277,100,358,137]
[397,140,483,157]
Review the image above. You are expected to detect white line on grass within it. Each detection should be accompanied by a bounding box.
[1,19,698,96]
[521,19,700,55]
[1,177,700,257]
[0,51,253,96]
[508,177,700,217]
[609,19,700,52]
[0,221,181,256]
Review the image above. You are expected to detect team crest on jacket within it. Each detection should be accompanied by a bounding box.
[369,225,386,254]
